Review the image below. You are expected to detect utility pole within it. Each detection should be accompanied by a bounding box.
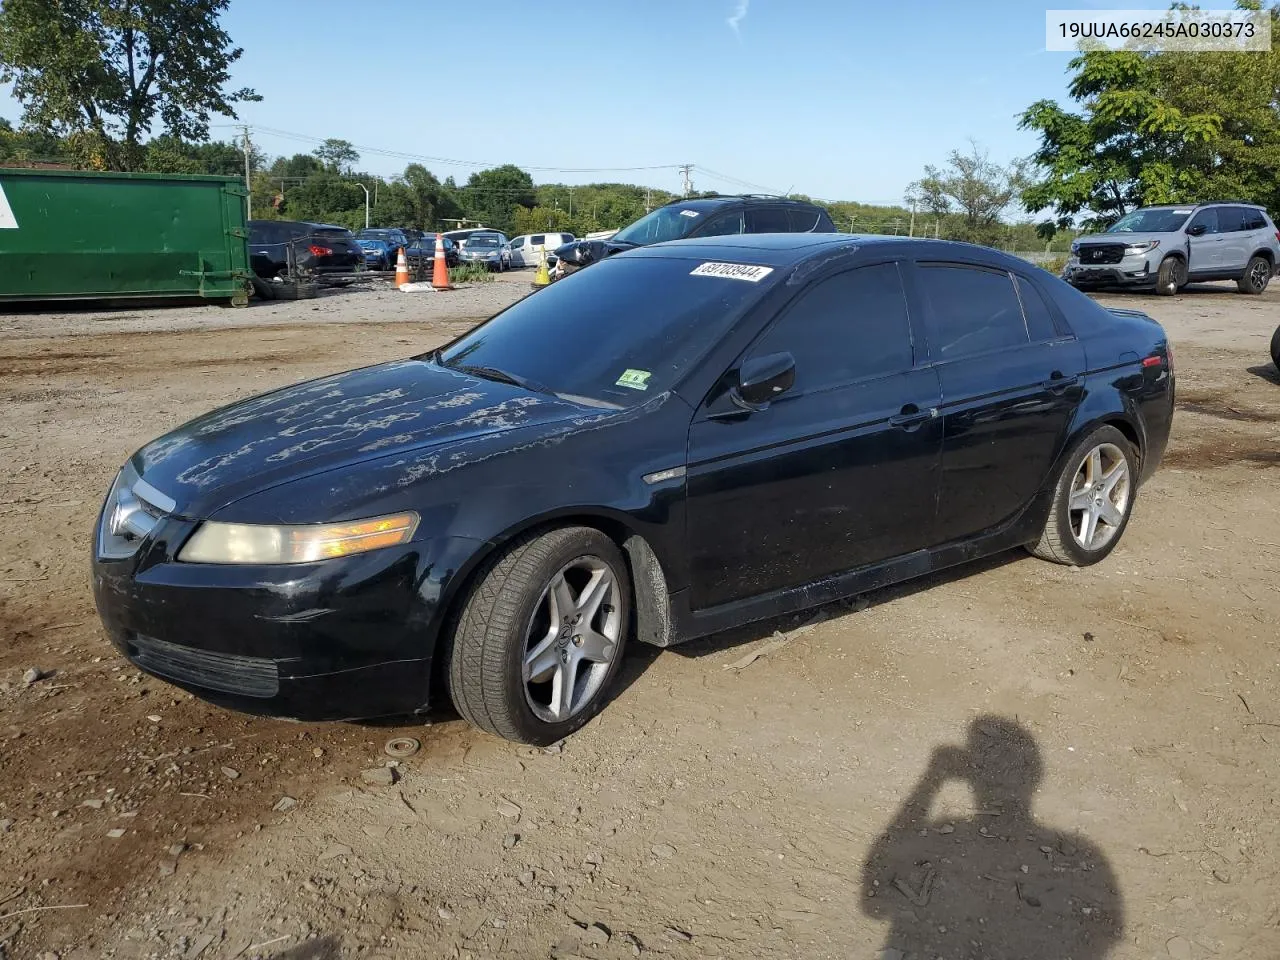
[679,164,693,197]
[568,186,573,218]
[356,183,370,229]
[909,200,916,238]
[240,125,252,219]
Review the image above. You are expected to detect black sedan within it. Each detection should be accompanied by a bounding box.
[247,220,364,283]
[405,235,460,271]
[91,235,1174,745]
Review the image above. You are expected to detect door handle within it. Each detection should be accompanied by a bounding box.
[889,405,939,431]
[1041,372,1080,393]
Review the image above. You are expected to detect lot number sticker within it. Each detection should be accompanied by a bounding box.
[690,262,774,282]
[679,209,700,218]
[615,368,652,391]
[0,183,17,229]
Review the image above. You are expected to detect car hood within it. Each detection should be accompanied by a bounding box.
[1076,231,1184,247]
[131,359,595,518]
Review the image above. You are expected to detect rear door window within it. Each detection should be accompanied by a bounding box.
[918,264,1029,360]
[1238,207,1267,231]
[745,207,792,233]
[746,262,914,393]
[787,208,823,232]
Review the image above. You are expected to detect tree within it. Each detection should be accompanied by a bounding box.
[459,164,537,232]
[142,135,259,176]
[1019,6,1280,228]
[909,142,1026,244]
[313,138,359,174]
[0,0,258,171]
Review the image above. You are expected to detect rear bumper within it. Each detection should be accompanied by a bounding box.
[92,527,485,721]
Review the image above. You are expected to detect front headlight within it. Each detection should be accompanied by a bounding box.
[179,511,419,564]
[1123,240,1159,255]
[1070,241,1080,255]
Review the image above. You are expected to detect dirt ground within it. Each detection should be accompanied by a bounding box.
[1,270,1278,960]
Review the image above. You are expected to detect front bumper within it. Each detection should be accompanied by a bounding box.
[91,518,484,721]
[1064,253,1157,287]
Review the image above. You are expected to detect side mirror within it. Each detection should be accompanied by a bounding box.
[1186,223,1206,237]
[734,352,796,411]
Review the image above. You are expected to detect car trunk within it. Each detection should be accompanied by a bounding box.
[308,228,363,273]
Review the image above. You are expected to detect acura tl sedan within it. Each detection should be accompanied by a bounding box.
[92,235,1174,745]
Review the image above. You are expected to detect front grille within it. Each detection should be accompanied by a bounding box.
[129,634,279,698]
[1078,244,1126,265]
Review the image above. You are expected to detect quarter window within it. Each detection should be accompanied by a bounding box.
[1015,275,1059,342]
[918,264,1028,359]
[531,234,546,246]
[747,263,913,393]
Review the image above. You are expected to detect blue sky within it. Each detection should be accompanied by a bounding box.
[1,0,1184,204]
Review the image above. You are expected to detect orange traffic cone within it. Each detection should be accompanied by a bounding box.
[432,232,450,290]
[394,247,410,288]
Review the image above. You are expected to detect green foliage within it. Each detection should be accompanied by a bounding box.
[142,135,260,175]
[908,141,1027,245]
[1020,7,1280,227]
[448,263,496,284]
[313,138,359,174]
[456,164,536,233]
[0,0,259,170]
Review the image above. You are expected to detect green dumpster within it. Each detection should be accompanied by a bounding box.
[0,168,251,306]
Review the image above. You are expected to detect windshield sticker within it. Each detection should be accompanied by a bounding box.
[1172,209,1193,214]
[679,209,700,218]
[615,369,652,391]
[690,262,774,282]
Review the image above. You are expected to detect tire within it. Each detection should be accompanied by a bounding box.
[1027,425,1138,567]
[1237,254,1272,295]
[1155,256,1184,296]
[1270,324,1280,370]
[249,276,276,301]
[447,526,631,745]
[269,280,319,301]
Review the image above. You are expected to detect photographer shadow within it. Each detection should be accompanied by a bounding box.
[862,716,1123,960]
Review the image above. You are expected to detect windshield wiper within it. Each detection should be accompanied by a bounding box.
[451,362,556,396]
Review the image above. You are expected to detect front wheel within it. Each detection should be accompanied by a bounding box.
[1237,255,1272,295]
[447,527,631,745]
[1270,324,1280,370]
[1027,425,1138,566]
[1155,257,1184,296]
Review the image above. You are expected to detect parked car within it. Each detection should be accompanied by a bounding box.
[508,232,576,268]
[1271,323,1280,370]
[357,228,410,253]
[1065,202,1280,296]
[405,235,459,270]
[92,234,1173,745]
[551,195,837,276]
[401,228,426,244]
[356,238,395,270]
[457,232,511,271]
[444,228,508,251]
[247,220,364,285]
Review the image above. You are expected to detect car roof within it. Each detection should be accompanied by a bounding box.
[659,195,826,211]
[1138,201,1264,210]
[626,233,1031,271]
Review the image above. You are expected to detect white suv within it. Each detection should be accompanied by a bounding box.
[1065,202,1280,296]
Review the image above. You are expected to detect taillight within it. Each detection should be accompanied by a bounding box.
[1141,355,1161,368]
[308,244,332,256]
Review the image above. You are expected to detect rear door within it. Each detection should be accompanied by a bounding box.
[913,260,1085,543]
[1186,207,1222,274]
[685,260,943,609]
[1216,207,1251,272]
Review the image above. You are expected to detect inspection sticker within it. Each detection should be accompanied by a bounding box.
[690,262,774,282]
[615,368,652,391]
[679,209,700,218]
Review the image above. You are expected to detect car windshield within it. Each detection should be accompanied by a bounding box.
[1106,208,1194,233]
[467,236,500,248]
[611,204,720,246]
[437,256,771,407]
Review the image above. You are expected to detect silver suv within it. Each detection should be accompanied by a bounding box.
[1065,202,1280,296]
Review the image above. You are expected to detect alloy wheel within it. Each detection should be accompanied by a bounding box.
[1250,259,1270,291]
[522,556,621,723]
[1068,442,1131,551]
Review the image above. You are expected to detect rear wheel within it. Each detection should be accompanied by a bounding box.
[1155,257,1184,296]
[447,527,631,745]
[1237,255,1272,295]
[1028,425,1137,566]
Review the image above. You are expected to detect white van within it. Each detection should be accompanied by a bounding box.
[508,232,575,268]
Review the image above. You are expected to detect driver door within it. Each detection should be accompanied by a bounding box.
[1186,207,1222,275]
[684,261,942,611]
